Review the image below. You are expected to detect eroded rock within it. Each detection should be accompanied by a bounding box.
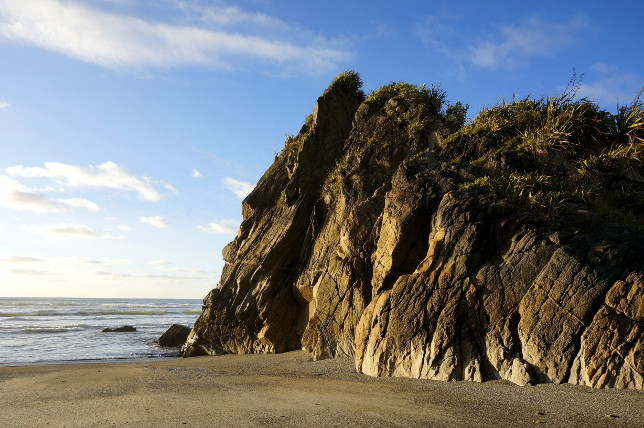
[158,324,192,348]
[181,75,644,390]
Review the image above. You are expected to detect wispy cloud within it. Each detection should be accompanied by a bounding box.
[591,62,618,74]
[149,259,171,265]
[172,1,284,28]
[0,175,100,213]
[0,101,9,110]
[417,15,589,71]
[198,219,239,236]
[9,269,59,276]
[577,64,643,105]
[223,177,254,199]
[191,169,203,178]
[140,216,169,228]
[468,16,589,69]
[103,257,131,264]
[0,255,46,263]
[0,0,350,74]
[94,270,208,280]
[6,161,168,202]
[23,223,114,239]
[70,257,102,264]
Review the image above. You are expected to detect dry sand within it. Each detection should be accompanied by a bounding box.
[0,351,642,427]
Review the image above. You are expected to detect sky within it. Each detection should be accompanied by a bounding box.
[0,0,642,299]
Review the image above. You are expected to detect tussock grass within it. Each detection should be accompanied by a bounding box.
[366,82,447,115]
[444,83,644,232]
[461,172,587,221]
[332,70,365,100]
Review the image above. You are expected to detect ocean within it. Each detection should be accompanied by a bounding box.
[0,297,203,365]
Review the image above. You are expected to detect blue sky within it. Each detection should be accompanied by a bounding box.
[1,0,642,298]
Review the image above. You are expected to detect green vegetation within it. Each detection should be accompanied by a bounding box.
[332,70,365,100]
[445,84,644,232]
[366,82,446,115]
[278,71,365,161]
[278,70,642,232]
[460,172,587,221]
[322,81,468,199]
[282,133,304,155]
[444,101,469,132]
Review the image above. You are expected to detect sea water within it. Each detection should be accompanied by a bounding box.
[0,297,203,365]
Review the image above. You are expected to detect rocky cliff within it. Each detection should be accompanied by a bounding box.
[182,72,644,390]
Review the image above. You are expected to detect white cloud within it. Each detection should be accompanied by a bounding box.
[223,177,254,199]
[10,269,59,276]
[591,62,618,74]
[172,1,284,28]
[0,255,46,263]
[191,169,203,178]
[161,266,213,275]
[103,257,131,264]
[23,223,112,239]
[117,224,130,231]
[94,270,208,280]
[198,219,239,236]
[0,101,9,110]
[149,259,171,265]
[56,197,100,211]
[416,15,589,76]
[0,175,101,213]
[577,72,643,105]
[0,0,349,74]
[68,257,102,264]
[140,216,168,228]
[468,16,589,69]
[6,161,166,201]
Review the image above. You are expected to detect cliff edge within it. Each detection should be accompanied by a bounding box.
[182,72,644,389]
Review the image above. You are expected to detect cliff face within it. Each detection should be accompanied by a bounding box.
[182,74,644,390]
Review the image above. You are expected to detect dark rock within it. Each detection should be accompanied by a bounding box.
[181,75,643,390]
[102,325,136,333]
[157,324,192,347]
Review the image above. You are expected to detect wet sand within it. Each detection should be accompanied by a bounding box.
[0,351,642,427]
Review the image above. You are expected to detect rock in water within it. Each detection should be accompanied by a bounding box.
[181,72,643,390]
[102,325,137,333]
[158,324,192,347]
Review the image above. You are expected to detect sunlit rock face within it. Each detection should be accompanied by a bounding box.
[182,75,643,390]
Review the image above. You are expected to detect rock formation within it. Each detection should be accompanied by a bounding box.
[182,72,644,390]
[102,325,137,333]
[157,324,192,347]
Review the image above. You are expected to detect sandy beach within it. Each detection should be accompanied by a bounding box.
[0,351,641,428]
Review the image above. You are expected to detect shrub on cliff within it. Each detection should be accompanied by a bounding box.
[444,88,644,232]
[332,70,366,100]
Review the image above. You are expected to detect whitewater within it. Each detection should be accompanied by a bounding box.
[0,297,202,365]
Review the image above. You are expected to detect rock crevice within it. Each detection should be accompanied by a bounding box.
[182,75,643,390]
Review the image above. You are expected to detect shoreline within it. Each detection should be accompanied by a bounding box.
[1,350,642,427]
[0,354,179,368]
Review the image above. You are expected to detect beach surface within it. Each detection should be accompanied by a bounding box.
[0,350,642,427]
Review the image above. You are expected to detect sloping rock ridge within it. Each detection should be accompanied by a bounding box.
[182,73,644,390]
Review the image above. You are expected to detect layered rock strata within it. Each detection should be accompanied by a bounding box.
[182,77,643,390]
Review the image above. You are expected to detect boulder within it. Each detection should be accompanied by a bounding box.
[102,325,136,333]
[158,324,192,348]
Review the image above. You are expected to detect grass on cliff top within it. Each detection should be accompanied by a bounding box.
[321,81,468,198]
[442,80,643,168]
[366,82,446,114]
[332,70,366,100]
[447,81,644,232]
[277,71,365,160]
